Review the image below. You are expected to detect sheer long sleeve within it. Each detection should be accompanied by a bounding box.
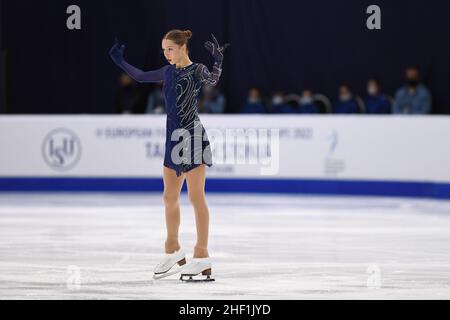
[196,62,222,86]
[116,60,169,83]
[198,34,228,87]
[109,40,169,83]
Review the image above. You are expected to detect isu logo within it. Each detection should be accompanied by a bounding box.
[42,128,82,171]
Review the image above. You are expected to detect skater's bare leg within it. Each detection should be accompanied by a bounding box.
[163,166,185,254]
[186,165,210,258]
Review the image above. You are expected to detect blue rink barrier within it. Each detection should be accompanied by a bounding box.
[0,177,449,199]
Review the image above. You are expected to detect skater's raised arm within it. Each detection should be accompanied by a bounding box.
[196,63,222,86]
[196,33,230,86]
[109,40,169,83]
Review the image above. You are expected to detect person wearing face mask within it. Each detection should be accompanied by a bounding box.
[392,67,432,114]
[364,79,391,114]
[240,87,267,113]
[114,73,147,114]
[199,84,226,114]
[298,90,319,114]
[332,84,360,114]
[269,91,293,113]
[146,81,166,114]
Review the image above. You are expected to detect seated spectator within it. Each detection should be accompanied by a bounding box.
[269,91,293,113]
[240,88,266,113]
[146,81,165,114]
[114,73,147,114]
[332,84,360,114]
[364,79,391,114]
[392,67,432,114]
[199,84,226,113]
[298,90,320,114]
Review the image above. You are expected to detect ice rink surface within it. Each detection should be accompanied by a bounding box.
[1,192,450,300]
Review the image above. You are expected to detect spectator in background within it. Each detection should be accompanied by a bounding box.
[114,73,147,114]
[240,88,266,113]
[392,67,432,114]
[364,79,391,114]
[146,81,166,114]
[298,90,320,114]
[269,91,293,113]
[199,84,226,113]
[332,84,360,114]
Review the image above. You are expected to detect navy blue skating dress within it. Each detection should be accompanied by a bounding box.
[111,59,222,176]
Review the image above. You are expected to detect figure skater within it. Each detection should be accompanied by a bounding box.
[109,29,229,282]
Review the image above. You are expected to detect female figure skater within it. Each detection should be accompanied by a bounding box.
[109,30,229,282]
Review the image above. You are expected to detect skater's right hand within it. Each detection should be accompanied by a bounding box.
[109,37,126,65]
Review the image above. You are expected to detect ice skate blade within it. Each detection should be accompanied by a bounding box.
[153,258,186,280]
[179,274,215,282]
[153,267,185,280]
[153,271,178,280]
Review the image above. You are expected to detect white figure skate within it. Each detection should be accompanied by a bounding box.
[179,257,215,282]
[153,249,187,280]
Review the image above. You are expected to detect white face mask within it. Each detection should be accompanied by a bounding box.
[300,97,313,105]
[272,96,283,105]
[367,86,378,96]
[248,97,260,104]
[339,94,352,102]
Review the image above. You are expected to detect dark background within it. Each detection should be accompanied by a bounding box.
[1,0,450,114]
[0,0,5,113]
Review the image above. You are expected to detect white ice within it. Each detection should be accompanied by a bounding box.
[1,192,450,300]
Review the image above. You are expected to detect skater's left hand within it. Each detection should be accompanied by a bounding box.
[204,33,230,65]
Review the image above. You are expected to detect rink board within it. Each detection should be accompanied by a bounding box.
[0,115,449,198]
